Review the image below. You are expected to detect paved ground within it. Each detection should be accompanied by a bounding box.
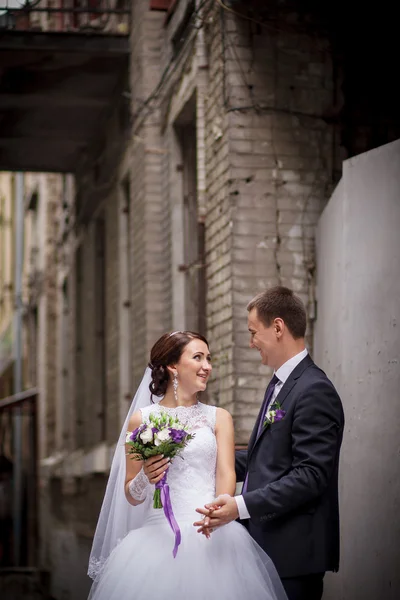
[0,570,50,600]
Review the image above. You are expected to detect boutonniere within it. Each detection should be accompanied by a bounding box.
[263,401,286,428]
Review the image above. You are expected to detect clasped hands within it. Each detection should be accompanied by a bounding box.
[193,494,239,538]
[143,455,239,539]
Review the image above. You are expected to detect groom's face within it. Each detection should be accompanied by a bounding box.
[248,308,278,368]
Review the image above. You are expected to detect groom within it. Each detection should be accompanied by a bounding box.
[195,286,344,600]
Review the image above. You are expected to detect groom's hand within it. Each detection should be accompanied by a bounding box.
[194,495,239,533]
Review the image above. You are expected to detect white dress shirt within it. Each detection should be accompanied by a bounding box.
[235,348,308,519]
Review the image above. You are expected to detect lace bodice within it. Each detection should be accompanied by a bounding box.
[140,402,218,520]
[88,402,218,580]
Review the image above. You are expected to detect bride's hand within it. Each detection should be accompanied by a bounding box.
[199,503,221,538]
[143,454,170,484]
[197,506,217,539]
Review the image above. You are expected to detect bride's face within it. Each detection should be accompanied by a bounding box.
[174,339,212,395]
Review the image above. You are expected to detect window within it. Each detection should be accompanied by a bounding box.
[173,94,206,334]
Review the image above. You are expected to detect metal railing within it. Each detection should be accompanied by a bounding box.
[0,0,130,35]
[0,389,38,568]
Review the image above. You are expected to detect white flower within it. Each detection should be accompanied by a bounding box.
[125,431,132,443]
[264,410,276,425]
[139,426,153,444]
[154,428,171,446]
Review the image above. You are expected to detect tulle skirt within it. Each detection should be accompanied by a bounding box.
[88,507,287,600]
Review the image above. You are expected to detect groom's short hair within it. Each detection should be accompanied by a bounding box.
[247,286,307,339]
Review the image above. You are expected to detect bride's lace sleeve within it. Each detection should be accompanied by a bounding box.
[128,467,150,502]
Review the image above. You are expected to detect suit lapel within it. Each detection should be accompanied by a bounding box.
[247,354,314,462]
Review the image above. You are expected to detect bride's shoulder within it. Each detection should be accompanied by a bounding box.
[138,403,158,421]
[127,403,157,430]
[215,406,233,419]
[127,410,142,431]
[215,407,234,430]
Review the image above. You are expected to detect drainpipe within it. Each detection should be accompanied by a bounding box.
[13,171,24,566]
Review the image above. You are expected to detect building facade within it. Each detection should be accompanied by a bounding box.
[35,2,342,593]
[1,1,399,599]
[0,173,15,398]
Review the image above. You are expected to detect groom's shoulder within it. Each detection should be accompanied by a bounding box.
[299,361,342,406]
[298,359,339,394]
[303,357,334,384]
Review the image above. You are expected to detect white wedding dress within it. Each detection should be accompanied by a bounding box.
[88,402,287,600]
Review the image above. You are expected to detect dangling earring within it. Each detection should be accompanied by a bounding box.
[173,372,179,403]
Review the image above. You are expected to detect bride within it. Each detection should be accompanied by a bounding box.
[87,331,287,600]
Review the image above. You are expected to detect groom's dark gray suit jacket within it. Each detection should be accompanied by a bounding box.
[236,355,344,579]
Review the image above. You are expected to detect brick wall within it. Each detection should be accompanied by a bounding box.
[130,2,172,389]
[75,223,98,449]
[203,4,235,413]
[137,2,338,441]
[23,173,61,457]
[44,175,61,456]
[105,191,120,442]
[203,4,338,442]
[37,0,341,478]
[69,195,121,448]
[38,169,123,597]
[58,1,338,449]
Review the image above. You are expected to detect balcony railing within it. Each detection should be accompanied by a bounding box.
[0,388,38,567]
[0,0,130,35]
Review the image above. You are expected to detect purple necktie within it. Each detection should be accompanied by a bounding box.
[242,374,279,494]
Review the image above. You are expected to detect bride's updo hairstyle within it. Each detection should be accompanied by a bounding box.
[148,331,209,398]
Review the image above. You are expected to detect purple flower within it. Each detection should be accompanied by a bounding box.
[130,426,142,441]
[151,427,159,435]
[275,409,286,422]
[169,428,187,444]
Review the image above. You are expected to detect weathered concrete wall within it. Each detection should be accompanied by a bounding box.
[315,139,400,599]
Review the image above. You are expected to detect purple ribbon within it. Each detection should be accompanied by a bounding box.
[156,473,181,558]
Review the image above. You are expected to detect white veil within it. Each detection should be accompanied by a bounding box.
[88,367,159,581]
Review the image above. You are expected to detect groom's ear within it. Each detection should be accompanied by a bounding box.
[274,318,284,338]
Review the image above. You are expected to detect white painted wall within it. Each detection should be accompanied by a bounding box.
[315,139,400,600]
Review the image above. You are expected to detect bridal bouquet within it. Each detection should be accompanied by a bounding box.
[126,411,194,557]
[126,411,195,509]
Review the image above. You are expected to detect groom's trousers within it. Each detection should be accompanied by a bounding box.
[281,572,324,600]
